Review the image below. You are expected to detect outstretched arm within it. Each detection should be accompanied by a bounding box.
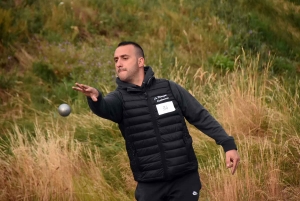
[72,82,123,123]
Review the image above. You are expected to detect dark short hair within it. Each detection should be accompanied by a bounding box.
[117,41,145,58]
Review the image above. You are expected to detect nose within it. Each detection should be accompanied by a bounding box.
[116,59,122,68]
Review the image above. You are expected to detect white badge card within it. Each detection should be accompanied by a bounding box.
[156,101,175,115]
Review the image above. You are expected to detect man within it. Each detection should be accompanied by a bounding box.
[72,41,240,201]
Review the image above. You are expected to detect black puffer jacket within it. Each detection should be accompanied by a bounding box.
[87,66,237,182]
[118,76,198,182]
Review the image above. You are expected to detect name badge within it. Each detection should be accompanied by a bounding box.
[156,101,175,115]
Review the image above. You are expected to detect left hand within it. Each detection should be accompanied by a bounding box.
[225,149,240,175]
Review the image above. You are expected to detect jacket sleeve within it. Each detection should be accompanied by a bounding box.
[169,81,237,152]
[87,90,123,123]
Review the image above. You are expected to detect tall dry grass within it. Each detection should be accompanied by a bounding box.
[0,116,133,201]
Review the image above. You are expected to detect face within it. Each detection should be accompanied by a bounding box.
[114,45,144,84]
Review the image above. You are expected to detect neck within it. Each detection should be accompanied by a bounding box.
[132,73,144,86]
[132,67,146,86]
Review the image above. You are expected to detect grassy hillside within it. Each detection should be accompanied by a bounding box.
[1,0,300,200]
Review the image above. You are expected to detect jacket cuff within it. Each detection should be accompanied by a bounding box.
[221,138,237,152]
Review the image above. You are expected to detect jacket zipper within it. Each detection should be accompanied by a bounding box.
[144,90,169,179]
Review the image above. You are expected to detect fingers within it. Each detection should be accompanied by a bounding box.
[72,83,91,93]
[226,159,236,175]
[75,83,89,90]
[225,150,240,175]
[72,83,99,100]
[226,152,233,168]
[72,86,84,92]
[231,158,239,175]
[226,162,233,169]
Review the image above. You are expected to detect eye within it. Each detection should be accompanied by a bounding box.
[114,58,118,63]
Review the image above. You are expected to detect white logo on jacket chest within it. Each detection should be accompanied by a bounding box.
[153,94,169,103]
[156,101,175,115]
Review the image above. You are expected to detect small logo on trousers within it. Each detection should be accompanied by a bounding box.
[192,191,198,196]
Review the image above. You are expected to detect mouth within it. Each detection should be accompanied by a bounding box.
[118,68,126,73]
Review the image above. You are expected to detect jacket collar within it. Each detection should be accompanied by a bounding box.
[116,66,155,92]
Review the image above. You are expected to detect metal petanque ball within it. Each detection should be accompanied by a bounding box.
[58,103,71,117]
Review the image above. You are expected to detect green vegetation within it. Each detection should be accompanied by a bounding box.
[1,0,300,200]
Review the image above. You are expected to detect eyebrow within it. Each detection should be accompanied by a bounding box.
[114,54,130,60]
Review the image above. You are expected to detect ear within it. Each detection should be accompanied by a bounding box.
[138,57,145,68]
